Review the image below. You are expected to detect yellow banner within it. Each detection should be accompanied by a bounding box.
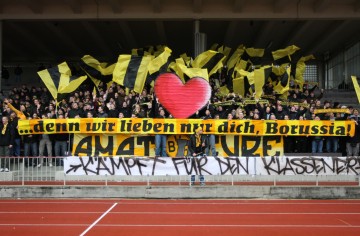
[243,99,269,105]
[281,101,310,108]
[261,95,276,100]
[314,108,351,114]
[73,134,283,157]
[18,118,355,136]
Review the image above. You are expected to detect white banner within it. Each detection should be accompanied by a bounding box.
[256,156,358,175]
[64,156,360,176]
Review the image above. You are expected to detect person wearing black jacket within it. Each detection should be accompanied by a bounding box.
[54,114,69,166]
[188,127,207,186]
[23,131,39,167]
[202,109,217,157]
[346,109,360,156]
[155,109,167,157]
[0,116,15,172]
[67,102,84,118]
[9,112,21,157]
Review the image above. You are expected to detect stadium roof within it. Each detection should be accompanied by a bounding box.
[1,0,360,64]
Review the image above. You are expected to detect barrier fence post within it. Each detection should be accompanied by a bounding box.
[316,175,319,186]
[147,174,150,187]
[22,157,25,186]
[63,157,66,186]
[273,176,276,186]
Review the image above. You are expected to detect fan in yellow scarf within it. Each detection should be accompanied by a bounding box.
[1,123,7,135]
[189,126,207,186]
[195,127,203,147]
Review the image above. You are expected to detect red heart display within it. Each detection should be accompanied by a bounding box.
[154,73,212,118]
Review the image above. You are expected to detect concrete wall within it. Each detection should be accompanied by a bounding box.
[1,185,360,199]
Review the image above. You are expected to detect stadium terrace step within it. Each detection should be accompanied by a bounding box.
[322,89,359,108]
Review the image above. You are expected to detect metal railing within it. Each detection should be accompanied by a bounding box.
[0,156,64,185]
[0,156,359,187]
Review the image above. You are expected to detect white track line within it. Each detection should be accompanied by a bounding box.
[338,219,352,226]
[1,211,360,215]
[95,224,360,228]
[110,202,360,205]
[94,224,360,228]
[79,202,117,236]
[0,223,359,228]
[0,201,115,204]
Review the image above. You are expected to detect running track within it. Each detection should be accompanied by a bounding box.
[1,199,360,236]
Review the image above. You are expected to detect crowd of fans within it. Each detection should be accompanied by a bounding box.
[0,76,359,172]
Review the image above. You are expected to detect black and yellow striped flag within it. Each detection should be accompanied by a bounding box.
[233,69,254,97]
[180,53,192,67]
[192,50,225,77]
[233,47,264,72]
[254,66,272,100]
[177,63,208,81]
[80,55,115,90]
[293,55,315,91]
[38,62,87,102]
[217,45,232,64]
[210,44,232,61]
[272,66,291,95]
[169,57,209,82]
[243,47,265,68]
[232,75,253,98]
[113,55,152,93]
[148,46,172,75]
[226,45,245,70]
[145,47,172,86]
[232,76,245,97]
[168,58,186,83]
[351,76,360,104]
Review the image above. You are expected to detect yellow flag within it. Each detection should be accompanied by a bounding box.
[192,50,225,77]
[180,53,192,67]
[233,59,251,76]
[81,55,115,75]
[80,55,115,91]
[168,58,186,83]
[38,62,87,102]
[246,48,265,58]
[148,46,172,74]
[273,66,291,95]
[254,66,272,100]
[178,63,209,81]
[227,45,245,69]
[233,69,255,97]
[218,85,230,97]
[295,55,315,91]
[218,46,232,63]
[233,76,245,96]
[352,76,360,103]
[272,45,300,62]
[113,55,152,93]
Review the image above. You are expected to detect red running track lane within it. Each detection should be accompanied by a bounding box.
[0,199,360,236]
